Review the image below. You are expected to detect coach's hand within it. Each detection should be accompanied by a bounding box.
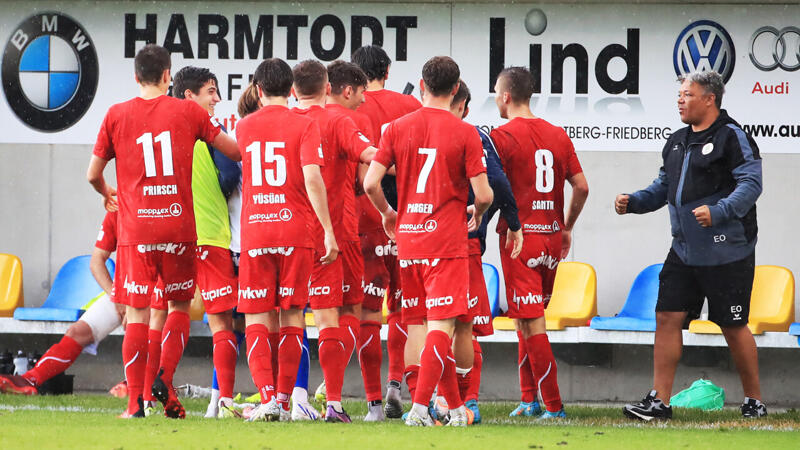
[381,208,397,240]
[692,205,712,227]
[506,228,523,259]
[614,194,629,215]
[561,229,572,260]
[320,231,339,264]
[104,187,118,212]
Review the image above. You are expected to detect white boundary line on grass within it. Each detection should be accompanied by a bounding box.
[0,404,203,416]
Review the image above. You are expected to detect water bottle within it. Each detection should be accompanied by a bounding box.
[13,350,29,375]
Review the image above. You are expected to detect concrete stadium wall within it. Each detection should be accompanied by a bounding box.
[2,143,798,319]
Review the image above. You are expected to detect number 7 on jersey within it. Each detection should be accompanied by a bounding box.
[416,147,436,193]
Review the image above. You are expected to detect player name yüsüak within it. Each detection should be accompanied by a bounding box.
[143,184,177,196]
[531,200,555,210]
[252,192,286,204]
[201,285,233,302]
[406,202,433,213]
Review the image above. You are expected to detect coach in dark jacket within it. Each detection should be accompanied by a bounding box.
[615,71,766,421]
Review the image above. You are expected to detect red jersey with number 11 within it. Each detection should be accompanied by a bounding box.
[490,117,582,235]
[373,107,486,259]
[93,96,222,245]
[236,105,323,250]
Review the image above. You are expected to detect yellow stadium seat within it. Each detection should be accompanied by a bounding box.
[493,316,515,331]
[305,311,316,327]
[688,265,795,335]
[545,262,597,330]
[0,254,24,317]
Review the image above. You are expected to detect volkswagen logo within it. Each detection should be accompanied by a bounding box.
[749,26,800,72]
[673,20,735,83]
[2,13,98,132]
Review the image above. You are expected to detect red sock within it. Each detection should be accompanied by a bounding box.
[142,329,162,402]
[277,326,303,408]
[245,324,275,403]
[268,332,279,385]
[318,327,346,403]
[404,364,419,400]
[23,335,83,386]
[158,311,190,388]
[526,333,562,412]
[465,340,482,402]
[517,331,537,403]
[358,320,383,402]
[339,314,360,365]
[413,330,450,406]
[456,366,471,403]
[387,312,407,383]
[122,323,148,412]
[439,349,463,409]
[213,330,238,399]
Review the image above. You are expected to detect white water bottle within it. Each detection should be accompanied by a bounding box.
[13,350,29,375]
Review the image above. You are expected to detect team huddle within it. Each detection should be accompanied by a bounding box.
[0,43,589,426]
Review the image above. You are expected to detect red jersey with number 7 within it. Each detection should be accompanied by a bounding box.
[373,107,486,259]
[93,96,222,245]
[490,117,583,235]
[235,105,323,250]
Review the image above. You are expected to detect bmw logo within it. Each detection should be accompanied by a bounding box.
[673,20,735,83]
[2,13,98,132]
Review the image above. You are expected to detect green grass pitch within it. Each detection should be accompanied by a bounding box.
[1,394,798,449]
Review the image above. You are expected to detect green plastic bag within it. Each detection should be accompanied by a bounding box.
[670,379,725,411]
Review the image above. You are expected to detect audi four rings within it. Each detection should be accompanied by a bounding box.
[749,26,800,71]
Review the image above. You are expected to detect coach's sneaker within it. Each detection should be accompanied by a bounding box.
[446,405,469,427]
[324,405,352,423]
[538,408,567,420]
[314,380,327,405]
[364,400,385,422]
[741,398,768,418]
[291,399,320,421]
[465,399,482,424]
[218,398,243,419]
[509,400,541,417]
[384,380,403,419]
[623,390,672,421]
[246,399,280,422]
[0,374,37,395]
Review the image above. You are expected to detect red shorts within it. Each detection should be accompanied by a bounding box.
[399,257,468,323]
[308,251,343,310]
[341,241,365,307]
[238,246,313,313]
[499,232,560,319]
[150,282,167,311]
[113,242,196,309]
[468,254,493,336]
[386,250,403,313]
[359,230,391,311]
[196,245,238,314]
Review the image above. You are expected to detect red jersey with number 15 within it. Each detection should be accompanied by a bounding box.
[93,96,222,245]
[236,105,323,250]
[374,107,486,259]
[490,117,583,235]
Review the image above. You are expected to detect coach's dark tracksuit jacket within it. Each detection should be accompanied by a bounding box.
[627,110,762,266]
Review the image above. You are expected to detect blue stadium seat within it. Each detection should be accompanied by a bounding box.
[14,255,114,322]
[482,262,501,318]
[590,264,663,332]
[789,323,800,346]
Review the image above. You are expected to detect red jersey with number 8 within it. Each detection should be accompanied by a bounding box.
[373,107,486,259]
[235,105,323,250]
[490,118,582,235]
[93,96,222,245]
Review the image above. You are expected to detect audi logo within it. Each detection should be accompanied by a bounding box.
[749,26,800,71]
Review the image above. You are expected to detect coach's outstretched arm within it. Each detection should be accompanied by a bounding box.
[615,167,668,215]
[86,155,117,212]
[304,164,339,264]
[364,160,397,240]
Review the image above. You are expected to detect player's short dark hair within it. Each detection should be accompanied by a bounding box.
[292,60,328,96]
[422,56,460,97]
[351,45,392,82]
[172,66,219,99]
[134,44,171,86]
[498,67,535,104]
[238,83,261,118]
[451,78,471,110]
[327,60,367,95]
[253,58,293,97]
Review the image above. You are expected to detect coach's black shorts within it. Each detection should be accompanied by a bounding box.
[655,248,754,327]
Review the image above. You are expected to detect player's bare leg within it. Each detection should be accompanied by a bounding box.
[517,316,564,418]
[652,311,686,401]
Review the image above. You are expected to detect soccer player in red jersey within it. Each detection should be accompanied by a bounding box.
[325,60,386,421]
[351,45,422,417]
[235,58,336,422]
[291,60,377,423]
[490,67,589,419]
[86,44,240,418]
[364,56,493,427]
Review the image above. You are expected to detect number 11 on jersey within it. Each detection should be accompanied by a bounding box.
[137,131,173,178]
